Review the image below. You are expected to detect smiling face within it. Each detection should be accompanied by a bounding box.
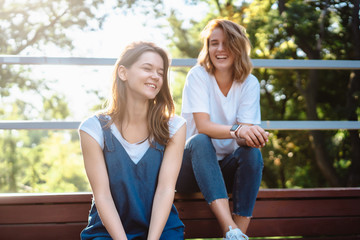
[118,51,164,100]
[208,27,234,73]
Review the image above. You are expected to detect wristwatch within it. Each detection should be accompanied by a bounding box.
[230,124,242,138]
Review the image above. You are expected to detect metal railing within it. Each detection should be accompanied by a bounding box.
[1,56,360,69]
[1,56,360,131]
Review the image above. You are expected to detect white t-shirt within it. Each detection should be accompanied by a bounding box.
[181,65,261,160]
[79,114,186,164]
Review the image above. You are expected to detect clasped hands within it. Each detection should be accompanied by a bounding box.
[235,125,269,148]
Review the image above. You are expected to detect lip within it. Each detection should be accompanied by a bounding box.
[145,83,157,89]
[216,55,228,59]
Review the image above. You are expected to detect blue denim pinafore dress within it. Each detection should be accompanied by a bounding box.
[81,116,184,240]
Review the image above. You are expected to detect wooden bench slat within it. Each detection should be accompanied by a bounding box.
[256,188,360,198]
[182,217,360,238]
[252,198,360,218]
[1,188,358,204]
[0,192,92,204]
[0,203,90,224]
[2,218,358,240]
[248,217,360,237]
[0,188,359,239]
[176,198,360,219]
[0,223,86,240]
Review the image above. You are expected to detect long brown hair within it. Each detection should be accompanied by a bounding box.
[104,42,174,146]
[198,19,253,83]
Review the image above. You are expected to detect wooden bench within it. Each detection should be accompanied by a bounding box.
[0,188,359,240]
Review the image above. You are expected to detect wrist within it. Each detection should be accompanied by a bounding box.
[235,125,244,138]
[230,124,242,139]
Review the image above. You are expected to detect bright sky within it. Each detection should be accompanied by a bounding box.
[26,1,209,120]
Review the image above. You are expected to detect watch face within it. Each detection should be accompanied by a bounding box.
[230,124,239,131]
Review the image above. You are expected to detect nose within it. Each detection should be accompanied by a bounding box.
[218,43,225,51]
[151,71,161,80]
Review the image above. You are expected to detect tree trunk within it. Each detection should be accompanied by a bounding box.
[278,0,287,14]
[287,1,342,187]
[347,0,360,186]
[304,70,341,187]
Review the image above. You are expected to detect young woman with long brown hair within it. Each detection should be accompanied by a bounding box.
[79,42,186,240]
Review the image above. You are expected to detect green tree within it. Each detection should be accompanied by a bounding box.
[245,0,360,187]
[0,0,104,192]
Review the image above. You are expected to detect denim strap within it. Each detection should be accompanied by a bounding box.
[96,114,114,152]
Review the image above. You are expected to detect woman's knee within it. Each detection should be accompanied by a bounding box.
[236,147,264,170]
[186,133,212,149]
[185,134,217,165]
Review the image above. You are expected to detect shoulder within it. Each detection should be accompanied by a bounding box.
[235,73,260,90]
[185,65,212,89]
[187,65,210,79]
[79,114,112,135]
[79,114,109,149]
[244,74,259,85]
[169,115,186,138]
[79,115,100,131]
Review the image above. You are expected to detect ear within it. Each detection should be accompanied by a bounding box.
[117,65,127,81]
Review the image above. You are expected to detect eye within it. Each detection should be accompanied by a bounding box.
[142,66,152,71]
[158,71,164,77]
[210,41,219,46]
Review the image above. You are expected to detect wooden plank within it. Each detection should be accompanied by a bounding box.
[0,203,90,224]
[0,192,92,204]
[182,217,360,238]
[1,219,359,240]
[175,201,215,219]
[256,188,360,199]
[1,188,359,204]
[182,219,222,238]
[252,198,360,218]
[247,217,360,237]
[0,223,86,240]
[176,196,360,219]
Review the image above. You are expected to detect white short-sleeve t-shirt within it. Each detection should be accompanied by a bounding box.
[181,65,261,160]
[79,115,186,164]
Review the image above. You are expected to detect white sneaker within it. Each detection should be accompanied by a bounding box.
[224,226,249,240]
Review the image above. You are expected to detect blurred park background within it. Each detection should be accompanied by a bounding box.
[0,0,359,194]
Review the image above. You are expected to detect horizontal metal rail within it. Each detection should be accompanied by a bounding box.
[0,57,359,131]
[0,56,360,69]
[0,120,359,130]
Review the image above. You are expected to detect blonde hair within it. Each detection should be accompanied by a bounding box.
[198,19,253,83]
[104,42,174,146]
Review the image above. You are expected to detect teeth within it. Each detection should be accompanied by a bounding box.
[217,55,227,59]
[146,83,156,89]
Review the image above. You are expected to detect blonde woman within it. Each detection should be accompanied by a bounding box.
[176,19,269,240]
[79,42,186,240]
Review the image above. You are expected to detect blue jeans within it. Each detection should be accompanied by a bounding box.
[176,134,263,217]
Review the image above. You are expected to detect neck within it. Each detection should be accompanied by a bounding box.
[124,98,149,124]
[214,69,233,96]
[214,69,233,83]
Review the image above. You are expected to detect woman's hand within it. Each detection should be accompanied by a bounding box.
[236,125,269,148]
[147,123,186,240]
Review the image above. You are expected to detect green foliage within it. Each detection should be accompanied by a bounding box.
[0,130,89,193]
[170,68,189,115]
[0,0,104,193]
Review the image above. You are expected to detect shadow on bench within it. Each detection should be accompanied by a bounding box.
[1,188,359,240]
